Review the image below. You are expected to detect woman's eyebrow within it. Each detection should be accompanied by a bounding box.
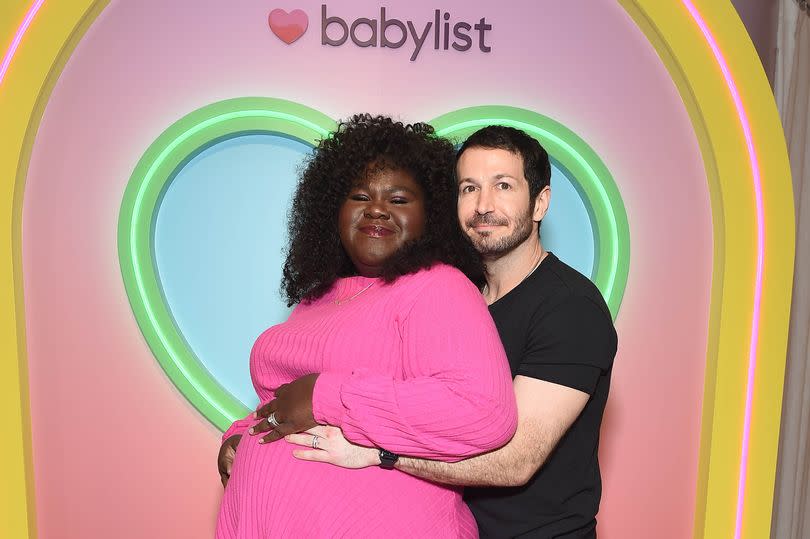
[381,185,420,195]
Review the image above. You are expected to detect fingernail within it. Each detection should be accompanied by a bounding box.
[258,439,264,444]
[249,428,254,434]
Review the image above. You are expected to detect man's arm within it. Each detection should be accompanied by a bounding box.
[396,375,588,487]
[287,295,611,481]
[285,375,588,483]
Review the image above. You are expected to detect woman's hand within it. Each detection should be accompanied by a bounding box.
[218,434,242,488]
[286,426,380,469]
[250,374,320,443]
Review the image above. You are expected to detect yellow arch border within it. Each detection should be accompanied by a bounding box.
[0,1,794,538]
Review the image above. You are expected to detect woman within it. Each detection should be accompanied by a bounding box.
[216,115,517,538]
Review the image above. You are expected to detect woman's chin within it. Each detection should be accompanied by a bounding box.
[350,259,388,277]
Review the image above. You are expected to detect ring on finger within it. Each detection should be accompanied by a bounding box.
[312,435,320,449]
[268,412,280,428]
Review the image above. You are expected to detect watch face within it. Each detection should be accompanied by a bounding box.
[379,449,399,469]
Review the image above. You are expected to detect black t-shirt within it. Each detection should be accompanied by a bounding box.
[464,253,617,539]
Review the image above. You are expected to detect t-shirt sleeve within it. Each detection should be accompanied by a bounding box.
[518,295,617,395]
[311,268,517,461]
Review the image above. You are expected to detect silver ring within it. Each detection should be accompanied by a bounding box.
[312,435,320,449]
[268,411,280,428]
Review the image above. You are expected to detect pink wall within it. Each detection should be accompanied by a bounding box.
[22,1,712,537]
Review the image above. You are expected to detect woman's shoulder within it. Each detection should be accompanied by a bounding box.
[393,264,490,325]
[394,264,482,299]
[399,263,473,286]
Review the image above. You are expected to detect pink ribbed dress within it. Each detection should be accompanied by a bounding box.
[216,264,517,538]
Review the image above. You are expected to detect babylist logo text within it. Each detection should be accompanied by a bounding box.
[320,5,493,61]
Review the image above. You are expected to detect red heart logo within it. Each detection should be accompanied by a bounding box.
[268,9,308,44]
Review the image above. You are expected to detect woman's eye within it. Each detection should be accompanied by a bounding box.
[391,198,408,205]
[349,194,369,201]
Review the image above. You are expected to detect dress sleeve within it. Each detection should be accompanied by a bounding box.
[518,295,617,394]
[311,268,517,461]
[222,415,254,442]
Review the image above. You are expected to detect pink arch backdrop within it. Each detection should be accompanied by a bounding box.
[3,0,794,538]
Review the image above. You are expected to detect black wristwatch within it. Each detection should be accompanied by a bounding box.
[378,448,399,470]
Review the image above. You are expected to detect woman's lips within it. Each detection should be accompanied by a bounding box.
[359,225,394,238]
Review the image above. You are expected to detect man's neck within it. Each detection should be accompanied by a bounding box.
[483,238,546,305]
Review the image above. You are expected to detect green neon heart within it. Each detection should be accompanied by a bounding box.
[118,97,630,431]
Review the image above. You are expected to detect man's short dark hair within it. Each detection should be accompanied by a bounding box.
[456,125,551,200]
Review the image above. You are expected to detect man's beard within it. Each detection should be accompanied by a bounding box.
[465,205,535,258]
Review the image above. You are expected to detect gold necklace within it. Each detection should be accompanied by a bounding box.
[334,281,375,305]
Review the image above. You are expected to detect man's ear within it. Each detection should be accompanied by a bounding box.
[533,186,551,223]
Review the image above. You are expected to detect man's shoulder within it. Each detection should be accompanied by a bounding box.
[520,254,609,314]
[539,254,601,294]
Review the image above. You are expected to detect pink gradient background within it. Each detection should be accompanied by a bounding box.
[22,1,712,537]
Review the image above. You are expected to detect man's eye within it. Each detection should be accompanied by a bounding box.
[496,182,511,190]
[461,185,476,193]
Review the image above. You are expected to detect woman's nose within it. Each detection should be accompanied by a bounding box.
[363,201,389,219]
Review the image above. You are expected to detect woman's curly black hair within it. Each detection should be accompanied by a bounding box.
[282,114,483,305]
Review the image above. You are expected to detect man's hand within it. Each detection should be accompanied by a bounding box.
[250,373,320,444]
[286,426,379,469]
[218,434,242,488]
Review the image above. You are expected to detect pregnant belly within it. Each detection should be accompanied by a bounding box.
[223,433,475,538]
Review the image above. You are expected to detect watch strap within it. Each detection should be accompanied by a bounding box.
[378,448,399,470]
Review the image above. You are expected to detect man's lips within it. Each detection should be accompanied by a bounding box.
[359,225,394,238]
[467,217,507,230]
[469,223,506,233]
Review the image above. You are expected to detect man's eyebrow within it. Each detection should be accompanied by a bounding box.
[457,173,520,184]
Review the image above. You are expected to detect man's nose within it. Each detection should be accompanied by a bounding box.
[475,189,495,214]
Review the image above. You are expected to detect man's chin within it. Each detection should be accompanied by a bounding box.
[470,240,508,257]
[467,228,500,241]
[469,232,533,258]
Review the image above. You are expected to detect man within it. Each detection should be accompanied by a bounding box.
[392,126,618,538]
[229,126,617,538]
